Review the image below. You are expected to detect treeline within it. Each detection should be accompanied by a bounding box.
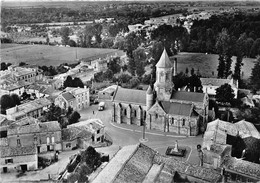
[1,4,187,27]
[188,11,260,58]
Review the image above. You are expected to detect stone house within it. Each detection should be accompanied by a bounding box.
[0,145,38,173]
[55,86,90,111]
[67,119,105,143]
[7,121,62,153]
[6,98,52,121]
[200,78,238,98]
[62,126,93,151]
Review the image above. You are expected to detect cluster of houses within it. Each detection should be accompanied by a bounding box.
[0,116,105,173]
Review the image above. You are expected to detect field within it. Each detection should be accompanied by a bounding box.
[172,52,256,80]
[1,44,125,66]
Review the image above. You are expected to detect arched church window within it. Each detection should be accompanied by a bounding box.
[171,117,174,125]
[159,72,164,82]
[182,119,185,126]
[124,109,127,116]
[166,72,169,81]
[134,110,137,117]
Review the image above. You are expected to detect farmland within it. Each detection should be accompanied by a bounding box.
[1,44,125,66]
[172,52,256,80]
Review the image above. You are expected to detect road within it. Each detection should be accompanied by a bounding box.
[80,101,203,165]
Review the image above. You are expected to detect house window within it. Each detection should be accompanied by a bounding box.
[47,137,50,144]
[34,136,37,142]
[155,114,158,119]
[97,137,100,142]
[5,159,13,164]
[66,143,71,148]
[182,119,185,126]
[51,137,55,143]
[17,139,21,146]
[97,129,100,134]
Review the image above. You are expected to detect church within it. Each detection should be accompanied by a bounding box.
[112,49,209,136]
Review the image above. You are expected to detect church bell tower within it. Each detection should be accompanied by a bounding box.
[154,48,174,101]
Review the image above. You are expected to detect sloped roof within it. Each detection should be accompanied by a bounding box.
[113,87,146,105]
[0,145,36,158]
[200,78,232,87]
[62,92,75,101]
[222,157,260,180]
[161,101,193,116]
[93,143,222,183]
[156,48,172,68]
[235,120,260,139]
[8,121,61,135]
[62,127,92,141]
[170,91,205,103]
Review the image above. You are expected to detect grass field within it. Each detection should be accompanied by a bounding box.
[1,44,125,66]
[171,52,256,80]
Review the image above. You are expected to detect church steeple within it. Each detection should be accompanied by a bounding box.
[154,48,174,101]
[156,48,172,68]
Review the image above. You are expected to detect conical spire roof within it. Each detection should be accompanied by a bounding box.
[156,48,172,68]
[146,85,153,94]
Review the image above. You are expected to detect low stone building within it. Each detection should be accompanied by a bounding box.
[7,120,62,153]
[0,145,38,173]
[55,86,90,111]
[200,78,238,98]
[6,97,51,121]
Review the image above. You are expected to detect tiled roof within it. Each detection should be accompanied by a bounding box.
[6,98,51,116]
[64,87,89,95]
[93,143,222,183]
[170,91,206,103]
[61,92,75,101]
[113,87,146,105]
[222,157,260,179]
[68,119,104,133]
[200,78,232,87]
[161,101,193,116]
[62,127,92,141]
[0,145,36,158]
[8,121,61,135]
[156,48,172,68]
[235,120,260,139]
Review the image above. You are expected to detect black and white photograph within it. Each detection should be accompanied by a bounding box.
[1,0,260,182]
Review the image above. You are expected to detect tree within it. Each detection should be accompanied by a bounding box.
[1,62,8,71]
[216,29,234,78]
[73,77,84,88]
[68,39,77,47]
[236,106,260,125]
[68,111,81,124]
[0,94,15,114]
[81,146,101,171]
[250,56,260,92]
[128,58,136,76]
[107,57,121,74]
[60,27,70,45]
[250,38,260,58]
[129,77,140,88]
[11,94,20,106]
[215,83,235,104]
[172,72,189,90]
[64,76,73,88]
[103,69,113,80]
[234,33,247,80]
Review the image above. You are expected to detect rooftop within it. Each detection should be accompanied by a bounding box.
[62,126,92,141]
[113,87,146,105]
[156,48,172,68]
[170,91,206,103]
[6,98,51,117]
[200,78,234,87]
[61,92,75,101]
[8,121,61,136]
[161,101,194,117]
[68,119,104,132]
[93,143,222,183]
[0,145,36,158]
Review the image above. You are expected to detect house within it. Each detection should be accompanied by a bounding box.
[25,84,50,99]
[112,49,209,135]
[0,145,38,173]
[55,86,90,111]
[61,126,92,151]
[67,119,105,143]
[92,143,222,183]
[7,120,62,153]
[200,78,238,98]
[202,119,260,182]
[6,98,52,121]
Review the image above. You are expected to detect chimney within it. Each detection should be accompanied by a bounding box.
[173,58,177,76]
